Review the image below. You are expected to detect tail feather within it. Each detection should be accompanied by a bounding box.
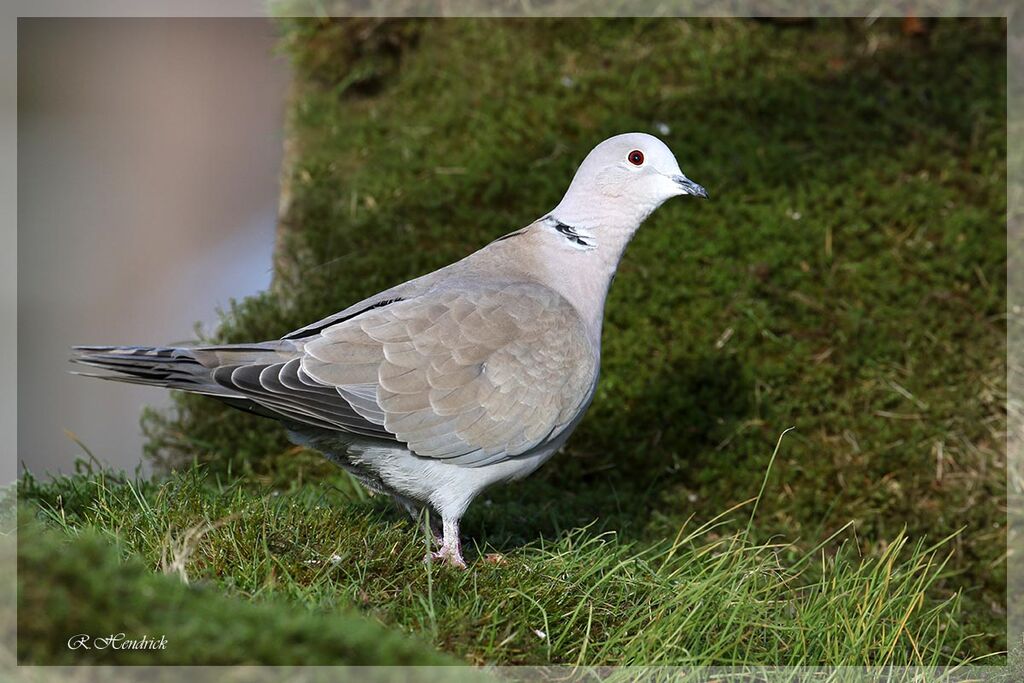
[69,343,289,397]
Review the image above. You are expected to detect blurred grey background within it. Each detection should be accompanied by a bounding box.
[18,18,290,476]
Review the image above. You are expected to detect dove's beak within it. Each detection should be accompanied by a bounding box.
[673,174,709,199]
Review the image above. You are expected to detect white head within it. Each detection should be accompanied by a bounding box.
[550,132,707,231]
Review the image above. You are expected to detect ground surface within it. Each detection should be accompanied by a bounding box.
[19,17,1007,668]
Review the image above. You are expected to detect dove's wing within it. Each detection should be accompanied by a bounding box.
[298,279,597,466]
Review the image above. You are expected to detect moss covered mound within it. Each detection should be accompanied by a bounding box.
[135,18,1005,655]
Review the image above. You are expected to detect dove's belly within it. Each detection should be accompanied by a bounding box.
[288,422,576,517]
[351,442,559,511]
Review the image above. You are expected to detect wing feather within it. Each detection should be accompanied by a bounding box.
[210,360,390,437]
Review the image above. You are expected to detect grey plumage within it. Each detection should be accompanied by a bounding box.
[72,132,707,567]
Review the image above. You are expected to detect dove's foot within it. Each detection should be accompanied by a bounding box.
[427,544,467,569]
[423,516,466,569]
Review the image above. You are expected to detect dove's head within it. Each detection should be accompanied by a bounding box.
[552,132,707,230]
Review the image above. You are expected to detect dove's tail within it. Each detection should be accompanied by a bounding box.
[70,341,384,435]
[69,343,292,400]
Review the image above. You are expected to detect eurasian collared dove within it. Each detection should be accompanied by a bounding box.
[72,132,707,567]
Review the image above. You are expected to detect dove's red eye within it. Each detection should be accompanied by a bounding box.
[628,150,644,165]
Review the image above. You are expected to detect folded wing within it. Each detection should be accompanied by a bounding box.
[299,281,596,466]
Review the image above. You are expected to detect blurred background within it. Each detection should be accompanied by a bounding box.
[18,18,290,476]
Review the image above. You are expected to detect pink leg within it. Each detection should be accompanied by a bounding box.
[427,517,466,569]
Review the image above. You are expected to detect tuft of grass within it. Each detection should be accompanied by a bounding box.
[15,510,463,667]
[18,455,991,667]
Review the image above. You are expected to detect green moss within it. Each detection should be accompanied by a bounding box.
[133,17,1005,658]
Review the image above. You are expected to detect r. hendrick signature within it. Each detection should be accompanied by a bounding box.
[67,633,168,651]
